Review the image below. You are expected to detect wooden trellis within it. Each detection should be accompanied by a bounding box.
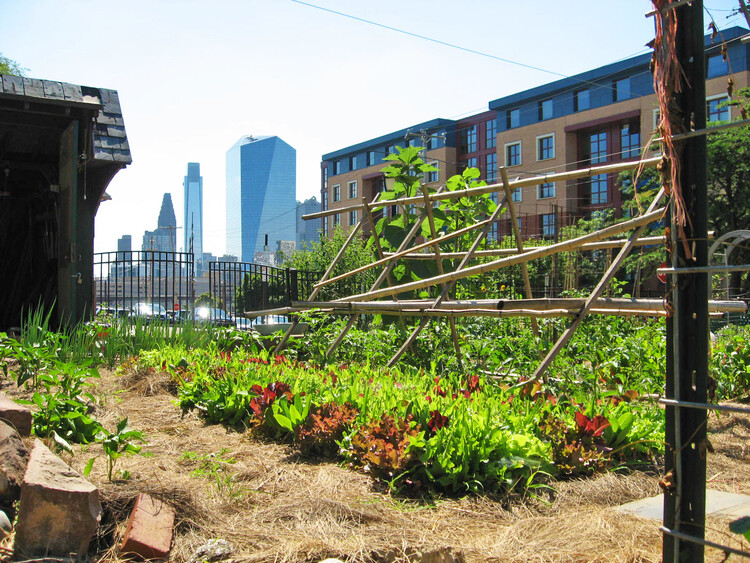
[256,152,745,379]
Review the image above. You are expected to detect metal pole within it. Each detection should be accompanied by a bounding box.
[663,2,709,561]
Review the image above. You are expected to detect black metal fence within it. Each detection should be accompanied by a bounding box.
[94,251,195,315]
[209,262,320,321]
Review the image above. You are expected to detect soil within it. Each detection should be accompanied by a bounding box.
[2,365,750,563]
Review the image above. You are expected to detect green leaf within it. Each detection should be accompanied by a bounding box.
[83,457,95,477]
[274,413,293,432]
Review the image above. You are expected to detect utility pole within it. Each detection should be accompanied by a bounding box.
[661,1,710,561]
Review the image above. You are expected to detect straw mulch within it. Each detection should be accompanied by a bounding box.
[5,365,750,562]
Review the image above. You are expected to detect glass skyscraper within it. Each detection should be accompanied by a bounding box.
[183,162,203,272]
[226,136,296,263]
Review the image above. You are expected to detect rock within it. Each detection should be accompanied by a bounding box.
[0,394,32,437]
[120,493,175,560]
[0,420,30,501]
[14,439,102,558]
[188,538,234,563]
[0,509,11,539]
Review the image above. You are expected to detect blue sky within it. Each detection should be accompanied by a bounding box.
[1,0,745,255]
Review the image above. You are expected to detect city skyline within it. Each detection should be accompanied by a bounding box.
[3,2,742,256]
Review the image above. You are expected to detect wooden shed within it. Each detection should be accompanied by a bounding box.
[0,75,131,330]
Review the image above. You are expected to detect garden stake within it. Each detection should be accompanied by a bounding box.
[500,167,539,338]
[418,183,462,367]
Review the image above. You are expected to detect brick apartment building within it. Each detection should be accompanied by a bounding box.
[320,26,749,242]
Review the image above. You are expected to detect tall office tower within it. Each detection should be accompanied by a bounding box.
[117,234,132,254]
[226,135,296,263]
[142,193,177,252]
[183,162,203,273]
[296,196,320,250]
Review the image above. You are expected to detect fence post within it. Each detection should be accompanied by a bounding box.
[288,268,298,304]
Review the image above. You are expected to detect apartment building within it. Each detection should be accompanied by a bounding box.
[320,26,749,242]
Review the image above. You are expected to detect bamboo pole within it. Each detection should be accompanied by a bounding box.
[392,231,713,259]
[527,187,666,385]
[272,195,371,355]
[313,218,491,289]
[386,180,512,367]
[249,303,736,319]
[302,156,662,221]
[339,207,665,303]
[418,184,462,366]
[272,297,745,314]
[500,167,539,337]
[392,235,668,259]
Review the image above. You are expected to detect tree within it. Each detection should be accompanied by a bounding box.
[0,53,27,76]
[706,88,750,296]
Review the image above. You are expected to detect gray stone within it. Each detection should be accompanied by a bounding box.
[617,489,750,521]
[0,394,32,436]
[14,439,101,558]
[188,539,234,563]
[0,420,29,500]
[0,509,11,539]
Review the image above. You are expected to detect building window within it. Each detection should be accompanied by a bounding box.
[707,95,730,122]
[621,122,641,158]
[613,77,630,102]
[348,210,357,226]
[407,137,418,148]
[459,125,477,154]
[589,131,607,164]
[512,187,522,203]
[323,166,328,189]
[332,161,341,175]
[574,89,590,112]
[348,180,357,199]
[348,155,356,171]
[541,213,556,238]
[537,182,555,199]
[322,190,328,211]
[384,144,394,156]
[507,108,520,129]
[485,153,497,182]
[332,184,341,202]
[427,162,439,183]
[537,134,555,161]
[466,156,478,169]
[366,150,377,166]
[538,98,553,121]
[590,174,608,204]
[488,221,498,242]
[333,213,341,226]
[486,119,497,148]
[707,53,729,78]
[505,142,521,167]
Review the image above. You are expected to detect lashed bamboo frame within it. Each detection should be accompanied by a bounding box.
[267,154,744,379]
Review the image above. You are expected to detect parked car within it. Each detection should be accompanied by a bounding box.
[95,305,132,318]
[194,307,235,328]
[131,302,172,323]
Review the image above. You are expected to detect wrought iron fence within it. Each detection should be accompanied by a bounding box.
[94,251,195,316]
[208,262,366,321]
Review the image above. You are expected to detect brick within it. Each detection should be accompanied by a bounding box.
[120,493,175,560]
[14,440,101,558]
[0,394,32,436]
[0,420,29,501]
